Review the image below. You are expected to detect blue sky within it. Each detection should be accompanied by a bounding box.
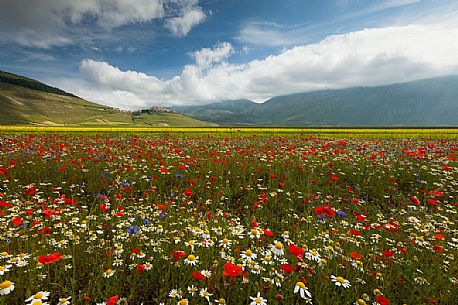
[1,0,458,109]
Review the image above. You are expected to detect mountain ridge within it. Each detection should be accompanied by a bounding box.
[171,75,458,126]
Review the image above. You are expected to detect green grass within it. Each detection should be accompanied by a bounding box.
[0,82,214,127]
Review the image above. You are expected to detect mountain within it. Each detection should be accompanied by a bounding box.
[172,99,260,125]
[0,70,214,127]
[171,76,458,126]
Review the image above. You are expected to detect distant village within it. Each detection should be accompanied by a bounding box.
[117,106,176,114]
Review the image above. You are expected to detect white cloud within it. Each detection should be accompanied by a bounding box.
[0,0,204,48]
[165,0,206,37]
[192,42,234,70]
[238,22,306,47]
[76,22,458,109]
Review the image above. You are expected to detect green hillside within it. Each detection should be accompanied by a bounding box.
[0,70,76,97]
[0,71,214,127]
[172,76,458,126]
[172,99,261,125]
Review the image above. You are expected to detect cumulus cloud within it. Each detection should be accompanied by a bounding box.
[192,42,234,70]
[165,0,206,37]
[0,0,205,48]
[77,23,458,109]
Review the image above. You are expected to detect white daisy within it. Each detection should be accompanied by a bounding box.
[199,288,213,302]
[250,292,267,305]
[331,275,351,288]
[0,264,12,275]
[103,269,115,278]
[177,299,188,305]
[219,237,232,249]
[0,280,15,295]
[240,249,257,260]
[25,291,51,302]
[184,254,199,265]
[187,285,198,296]
[57,296,71,305]
[294,281,312,299]
[271,241,284,256]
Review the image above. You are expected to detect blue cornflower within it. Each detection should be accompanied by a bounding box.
[127,225,139,235]
[337,210,346,217]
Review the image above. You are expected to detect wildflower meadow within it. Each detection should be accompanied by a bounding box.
[0,131,456,305]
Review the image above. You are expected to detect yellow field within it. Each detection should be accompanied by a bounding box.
[0,125,457,138]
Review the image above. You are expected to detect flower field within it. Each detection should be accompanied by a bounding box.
[0,132,457,305]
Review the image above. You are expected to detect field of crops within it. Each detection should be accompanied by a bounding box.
[0,131,457,305]
[1,127,458,139]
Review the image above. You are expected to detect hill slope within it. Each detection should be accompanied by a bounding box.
[172,99,260,125]
[172,76,458,126]
[0,70,214,127]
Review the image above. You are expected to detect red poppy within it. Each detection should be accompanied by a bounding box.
[263,229,274,237]
[0,201,12,207]
[427,199,438,205]
[433,245,443,253]
[64,198,77,205]
[314,205,335,217]
[223,262,243,277]
[172,250,186,261]
[280,264,293,274]
[409,195,420,205]
[429,190,444,197]
[355,213,367,222]
[107,295,119,305]
[38,252,62,264]
[12,216,22,226]
[349,229,362,236]
[38,226,52,235]
[192,271,206,281]
[25,187,37,196]
[288,244,304,259]
[137,264,145,273]
[375,295,390,305]
[382,250,394,257]
[398,247,408,254]
[184,188,193,196]
[434,233,445,240]
[350,252,362,259]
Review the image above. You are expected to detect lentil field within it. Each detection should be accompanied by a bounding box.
[0,130,457,305]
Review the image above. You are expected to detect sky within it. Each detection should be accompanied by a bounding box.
[1,0,458,109]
